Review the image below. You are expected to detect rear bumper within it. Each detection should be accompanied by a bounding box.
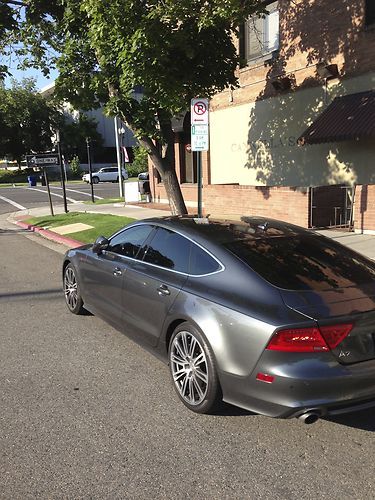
[219,352,375,418]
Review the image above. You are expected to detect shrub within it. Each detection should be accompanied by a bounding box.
[0,167,38,183]
[69,155,81,179]
[126,146,149,177]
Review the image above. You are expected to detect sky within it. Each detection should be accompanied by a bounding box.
[3,65,59,91]
[1,4,59,91]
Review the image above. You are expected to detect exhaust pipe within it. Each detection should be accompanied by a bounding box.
[298,411,320,424]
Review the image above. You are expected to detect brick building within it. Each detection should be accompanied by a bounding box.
[149,0,375,232]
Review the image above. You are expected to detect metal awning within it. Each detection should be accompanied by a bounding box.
[298,90,375,145]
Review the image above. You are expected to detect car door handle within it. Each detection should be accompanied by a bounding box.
[157,285,170,296]
[113,267,122,277]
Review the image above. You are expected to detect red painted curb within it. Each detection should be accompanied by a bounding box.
[15,220,82,248]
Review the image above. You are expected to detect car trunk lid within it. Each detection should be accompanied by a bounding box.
[281,284,375,364]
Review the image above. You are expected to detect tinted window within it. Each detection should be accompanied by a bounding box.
[108,225,154,258]
[143,228,191,273]
[366,0,375,25]
[225,234,375,291]
[190,244,220,275]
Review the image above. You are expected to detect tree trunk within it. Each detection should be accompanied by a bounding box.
[115,101,188,216]
[138,136,188,215]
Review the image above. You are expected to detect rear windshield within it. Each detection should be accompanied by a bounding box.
[225,233,375,291]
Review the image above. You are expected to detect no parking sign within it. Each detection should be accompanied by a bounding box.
[191,98,209,151]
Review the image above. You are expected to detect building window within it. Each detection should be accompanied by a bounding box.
[242,1,279,64]
[366,0,375,26]
[180,140,197,184]
[179,116,197,184]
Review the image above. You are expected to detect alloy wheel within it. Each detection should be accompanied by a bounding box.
[64,266,78,311]
[170,330,209,406]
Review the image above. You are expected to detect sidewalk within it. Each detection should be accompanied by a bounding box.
[9,201,375,260]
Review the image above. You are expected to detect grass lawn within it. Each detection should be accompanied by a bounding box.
[25,212,135,243]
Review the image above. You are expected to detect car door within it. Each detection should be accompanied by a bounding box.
[78,224,155,329]
[121,227,190,347]
[99,168,110,182]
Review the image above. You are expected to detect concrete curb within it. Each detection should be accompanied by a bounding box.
[15,220,82,249]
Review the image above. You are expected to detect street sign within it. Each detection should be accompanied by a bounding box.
[191,124,209,151]
[191,98,209,125]
[26,153,60,167]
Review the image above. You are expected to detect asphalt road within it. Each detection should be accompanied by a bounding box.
[0,183,123,215]
[1,214,375,499]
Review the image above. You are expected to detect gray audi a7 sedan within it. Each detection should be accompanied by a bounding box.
[63,216,375,423]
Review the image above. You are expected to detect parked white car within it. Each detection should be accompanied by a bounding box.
[82,167,128,184]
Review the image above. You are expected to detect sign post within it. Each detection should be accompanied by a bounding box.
[86,138,95,203]
[26,153,63,216]
[191,98,209,218]
[43,167,54,216]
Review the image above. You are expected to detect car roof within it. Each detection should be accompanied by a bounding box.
[138,215,311,244]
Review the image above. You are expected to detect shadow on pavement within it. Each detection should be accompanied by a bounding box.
[0,228,29,235]
[213,402,255,417]
[325,407,375,431]
[0,288,63,301]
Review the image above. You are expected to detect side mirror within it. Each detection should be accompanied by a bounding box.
[92,236,109,254]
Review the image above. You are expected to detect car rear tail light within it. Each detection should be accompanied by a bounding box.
[266,324,353,353]
[256,372,275,383]
[319,324,353,349]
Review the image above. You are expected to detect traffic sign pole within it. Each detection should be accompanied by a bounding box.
[86,138,95,203]
[196,152,203,218]
[191,98,209,218]
[56,140,68,213]
[43,167,54,216]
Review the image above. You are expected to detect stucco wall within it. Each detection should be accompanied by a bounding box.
[354,184,375,233]
[209,73,375,188]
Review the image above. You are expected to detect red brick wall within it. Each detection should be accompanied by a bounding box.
[212,0,375,111]
[354,185,375,232]
[204,184,309,227]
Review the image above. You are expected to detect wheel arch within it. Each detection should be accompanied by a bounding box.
[164,318,188,356]
[62,258,71,280]
[163,316,219,366]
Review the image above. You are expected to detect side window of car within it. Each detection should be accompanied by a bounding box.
[108,225,154,258]
[189,243,221,275]
[142,228,191,273]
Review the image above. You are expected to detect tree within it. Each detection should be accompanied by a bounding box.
[2,0,266,214]
[58,114,103,162]
[0,78,59,165]
[0,78,101,166]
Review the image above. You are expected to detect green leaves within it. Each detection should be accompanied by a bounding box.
[0,79,58,163]
[2,0,265,141]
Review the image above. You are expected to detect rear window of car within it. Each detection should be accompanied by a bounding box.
[190,244,221,275]
[225,233,375,291]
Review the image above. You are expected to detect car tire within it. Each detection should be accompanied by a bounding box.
[63,263,85,315]
[92,176,99,184]
[169,322,222,414]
